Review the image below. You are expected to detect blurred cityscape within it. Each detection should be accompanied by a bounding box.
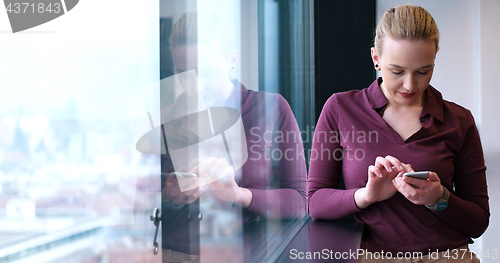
[0,113,163,263]
[0,109,251,262]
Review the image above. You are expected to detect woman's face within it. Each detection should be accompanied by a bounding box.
[372,37,436,107]
[171,43,235,105]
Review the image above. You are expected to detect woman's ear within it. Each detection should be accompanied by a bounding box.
[229,49,238,71]
[371,47,379,65]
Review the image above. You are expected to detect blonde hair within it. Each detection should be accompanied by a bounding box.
[170,11,234,59]
[374,4,439,55]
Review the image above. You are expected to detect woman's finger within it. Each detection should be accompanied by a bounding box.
[375,156,394,173]
[199,176,211,192]
[392,176,403,191]
[165,175,180,195]
[180,190,201,205]
[402,176,425,188]
[400,163,414,173]
[394,177,418,197]
[368,165,383,178]
[428,172,441,183]
[206,158,222,176]
[384,155,404,172]
[190,156,218,175]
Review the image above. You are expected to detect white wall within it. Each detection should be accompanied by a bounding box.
[478,1,500,261]
[377,1,500,261]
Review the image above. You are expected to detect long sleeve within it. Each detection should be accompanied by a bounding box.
[307,95,361,220]
[428,110,489,238]
[244,95,307,219]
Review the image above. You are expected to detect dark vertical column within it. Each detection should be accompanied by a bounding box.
[314,0,376,122]
[277,0,315,134]
[258,0,315,166]
[159,1,201,262]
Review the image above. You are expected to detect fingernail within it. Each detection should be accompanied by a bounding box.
[378,173,383,177]
[400,166,403,170]
[388,167,392,172]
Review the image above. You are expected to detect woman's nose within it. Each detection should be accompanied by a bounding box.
[403,74,418,92]
[177,70,204,94]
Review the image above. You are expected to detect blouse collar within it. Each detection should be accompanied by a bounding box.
[367,77,445,123]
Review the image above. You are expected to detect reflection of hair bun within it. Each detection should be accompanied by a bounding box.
[374,4,439,55]
[170,11,235,57]
[170,11,199,45]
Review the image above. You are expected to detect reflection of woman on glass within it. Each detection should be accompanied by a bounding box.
[308,5,488,262]
[160,11,307,259]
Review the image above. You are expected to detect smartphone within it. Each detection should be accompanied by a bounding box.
[402,171,430,179]
[171,172,198,179]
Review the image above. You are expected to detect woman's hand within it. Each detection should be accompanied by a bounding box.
[355,155,412,209]
[392,171,444,206]
[206,157,253,208]
[162,158,216,207]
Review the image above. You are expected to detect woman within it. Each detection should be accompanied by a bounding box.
[307,4,488,262]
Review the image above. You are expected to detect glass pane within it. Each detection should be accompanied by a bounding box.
[0,1,160,262]
[159,0,312,262]
[0,0,315,262]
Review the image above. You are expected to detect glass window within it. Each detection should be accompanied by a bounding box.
[158,0,313,262]
[0,1,160,262]
[0,0,315,262]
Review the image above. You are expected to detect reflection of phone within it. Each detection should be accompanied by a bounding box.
[171,172,198,179]
[402,171,430,179]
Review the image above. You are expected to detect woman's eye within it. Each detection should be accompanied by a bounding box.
[417,71,429,75]
[392,71,403,75]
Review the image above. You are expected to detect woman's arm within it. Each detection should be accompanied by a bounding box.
[243,95,307,219]
[307,95,363,219]
[428,111,489,237]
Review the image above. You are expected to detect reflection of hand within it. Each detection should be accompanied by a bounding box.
[354,155,413,209]
[393,171,443,206]
[205,157,252,208]
[162,174,209,208]
[162,156,253,209]
[162,158,216,208]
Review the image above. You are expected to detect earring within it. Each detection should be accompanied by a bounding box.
[375,63,379,69]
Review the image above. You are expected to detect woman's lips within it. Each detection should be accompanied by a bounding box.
[399,92,415,98]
